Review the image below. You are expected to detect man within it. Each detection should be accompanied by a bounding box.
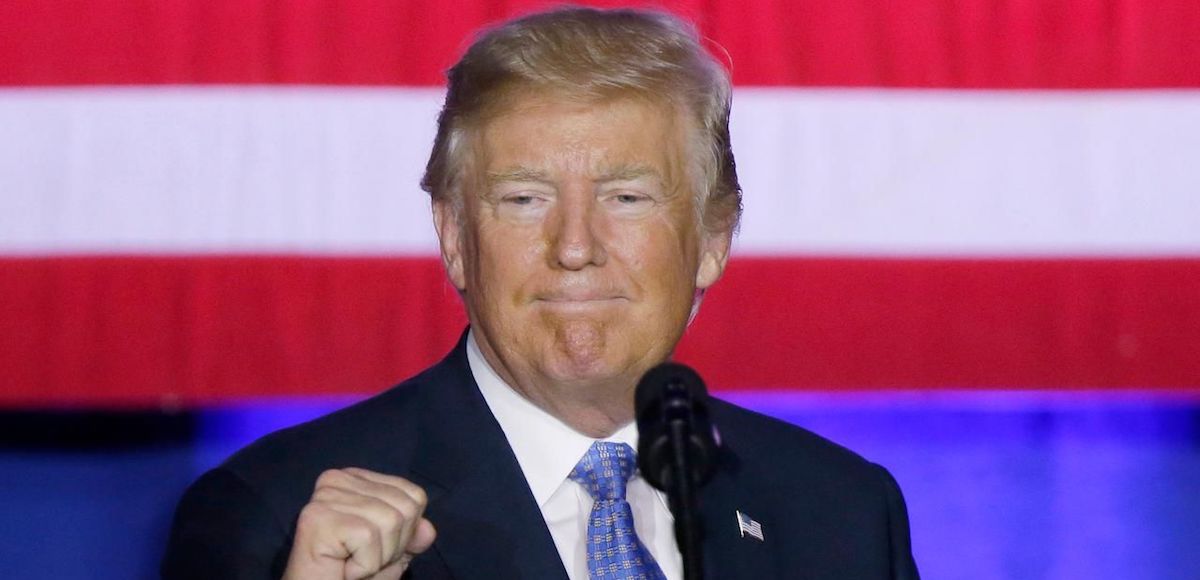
[163,7,919,580]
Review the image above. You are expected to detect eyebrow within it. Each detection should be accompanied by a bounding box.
[484,164,666,188]
[595,164,663,185]
[486,167,554,187]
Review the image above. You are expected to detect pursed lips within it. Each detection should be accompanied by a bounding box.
[533,292,629,308]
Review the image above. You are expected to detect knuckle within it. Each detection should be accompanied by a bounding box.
[378,504,405,533]
[353,519,381,545]
[311,486,339,503]
[296,502,330,528]
[384,506,412,533]
[391,494,420,519]
[315,468,347,488]
[408,485,428,506]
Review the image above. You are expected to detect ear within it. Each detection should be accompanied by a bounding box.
[695,227,732,290]
[432,198,467,290]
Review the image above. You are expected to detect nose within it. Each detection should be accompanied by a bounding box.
[549,192,607,270]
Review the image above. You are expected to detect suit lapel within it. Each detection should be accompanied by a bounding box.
[407,337,569,580]
[697,442,777,580]
[397,335,773,580]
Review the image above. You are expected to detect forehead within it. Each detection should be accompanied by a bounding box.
[474,92,690,182]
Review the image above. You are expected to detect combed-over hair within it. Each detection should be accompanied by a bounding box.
[420,6,741,233]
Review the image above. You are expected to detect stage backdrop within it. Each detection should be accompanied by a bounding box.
[2,0,1198,407]
[3,2,1200,580]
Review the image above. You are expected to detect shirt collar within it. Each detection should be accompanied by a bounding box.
[467,330,639,507]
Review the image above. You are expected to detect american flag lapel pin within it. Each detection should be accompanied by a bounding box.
[736,510,764,541]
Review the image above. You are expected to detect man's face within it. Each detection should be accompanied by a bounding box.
[434,93,729,432]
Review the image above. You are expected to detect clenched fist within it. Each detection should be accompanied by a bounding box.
[283,468,437,580]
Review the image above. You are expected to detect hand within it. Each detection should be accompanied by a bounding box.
[282,468,437,580]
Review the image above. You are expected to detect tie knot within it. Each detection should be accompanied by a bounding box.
[569,441,638,501]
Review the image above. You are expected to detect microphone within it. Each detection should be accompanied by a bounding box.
[635,363,719,489]
[635,362,719,580]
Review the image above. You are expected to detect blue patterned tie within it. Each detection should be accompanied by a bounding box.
[569,442,669,580]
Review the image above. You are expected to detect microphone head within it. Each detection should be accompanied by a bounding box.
[635,362,719,491]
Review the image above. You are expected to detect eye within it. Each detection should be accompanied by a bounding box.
[493,190,552,221]
[614,193,647,204]
[606,190,652,205]
[602,189,657,218]
[498,190,552,208]
[505,194,538,205]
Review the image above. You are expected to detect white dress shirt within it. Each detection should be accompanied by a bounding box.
[467,332,683,580]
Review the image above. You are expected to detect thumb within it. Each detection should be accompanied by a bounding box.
[407,518,437,554]
[372,521,436,580]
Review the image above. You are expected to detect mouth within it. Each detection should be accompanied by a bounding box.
[534,295,629,310]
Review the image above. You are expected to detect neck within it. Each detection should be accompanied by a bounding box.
[469,332,636,438]
[518,384,634,438]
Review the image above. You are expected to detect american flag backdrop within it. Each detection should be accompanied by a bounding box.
[3,3,1200,579]
[1,0,1198,402]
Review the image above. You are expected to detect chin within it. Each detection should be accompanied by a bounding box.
[543,352,633,386]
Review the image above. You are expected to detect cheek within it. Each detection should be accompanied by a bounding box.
[618,225,700,292]
[469,223,544,299]
[658,215,702,273]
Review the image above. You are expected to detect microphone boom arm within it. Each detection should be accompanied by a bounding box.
[637,365,718,580]
[666,389,705,580]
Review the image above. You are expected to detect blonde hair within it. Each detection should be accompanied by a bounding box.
[420,6,741,233]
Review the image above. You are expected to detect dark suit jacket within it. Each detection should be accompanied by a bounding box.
[162,335,919,579]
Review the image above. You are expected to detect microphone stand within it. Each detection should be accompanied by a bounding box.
[664,384,704,580]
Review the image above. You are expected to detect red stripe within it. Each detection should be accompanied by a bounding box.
[0,256,466,407]
[2,256,1196,407]
[2,0,1198,88]
[680,257,1200,390]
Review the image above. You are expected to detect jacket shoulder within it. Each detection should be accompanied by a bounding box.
[222,365,439,486]
[163,356,466,579]
[709,396,887,490]
[707,398,920,578]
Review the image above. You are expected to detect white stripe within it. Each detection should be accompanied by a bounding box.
[731,89,1200,255]
[0,87,444,255]
[2,87,1198,255]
